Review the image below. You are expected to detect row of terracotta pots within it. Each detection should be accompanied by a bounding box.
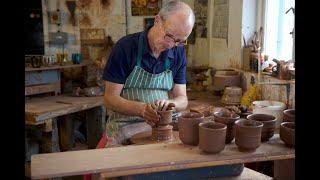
[178,109,295,153]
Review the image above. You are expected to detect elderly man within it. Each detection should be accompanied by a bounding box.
[103,0,193,145]
[101,0,243,178]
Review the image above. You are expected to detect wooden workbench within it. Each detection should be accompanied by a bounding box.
[31,134,294,179]
[25,95,106,158]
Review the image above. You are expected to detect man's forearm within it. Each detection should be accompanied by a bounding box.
[104,95,146,117]
[169,95,188,112]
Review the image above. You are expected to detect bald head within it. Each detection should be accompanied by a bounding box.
[159,0,195,29]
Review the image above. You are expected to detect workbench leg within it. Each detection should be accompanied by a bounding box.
[25,127,40,162]
[274,159,295,180]
[86,106,106,149]
[41,118,60,153]
[58,115,74,151]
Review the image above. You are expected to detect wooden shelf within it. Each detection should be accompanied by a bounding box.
[25,63,87,72]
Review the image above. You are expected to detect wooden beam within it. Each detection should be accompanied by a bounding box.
[41,118,60,153]
[58,115,74,151]
[43,119,53,132]
[86,106,106,149]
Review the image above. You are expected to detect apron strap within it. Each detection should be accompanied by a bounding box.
[137,32,171,70]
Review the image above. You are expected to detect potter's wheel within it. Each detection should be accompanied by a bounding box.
[130,130,180,145]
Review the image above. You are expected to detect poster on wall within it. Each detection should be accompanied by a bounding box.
[194,0,208,38]
[212,0,229,41]
[131,0,161,16]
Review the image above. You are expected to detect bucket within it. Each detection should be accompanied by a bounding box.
[252,100,286,128]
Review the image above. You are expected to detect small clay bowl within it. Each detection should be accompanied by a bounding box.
[213,110,240,144]
[280,122,295,147]
[283,109,295,122]
[178,112,204,146]
[235,119,263,152]
[202,111,215,122]
[199,122,226,153]
[247,114,277,141]
[157,109,173,126]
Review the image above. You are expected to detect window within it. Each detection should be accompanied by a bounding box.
[263,0,295,61]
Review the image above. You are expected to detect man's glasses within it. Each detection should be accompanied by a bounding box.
[160,20,187,46]
[163,33,188,46]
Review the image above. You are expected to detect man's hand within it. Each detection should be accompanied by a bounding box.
[153,99,175,111]
[142,104,160,127]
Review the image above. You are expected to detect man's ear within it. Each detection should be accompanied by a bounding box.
[154,15,161,24]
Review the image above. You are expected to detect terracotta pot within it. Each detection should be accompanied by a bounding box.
[283,109,295,122]
[202,111,215,122]
[199,122,226,153]
[280,122,295,147]
[178,112,204,146]
[157,110,173,126]
[213,110,240,144]
[247,114,276,141]
[235,119,263,152]
[151,125,173,141]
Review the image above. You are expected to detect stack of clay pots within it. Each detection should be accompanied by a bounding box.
[152,109,174,141]
[221,86,243,105]
[280,109,295,147]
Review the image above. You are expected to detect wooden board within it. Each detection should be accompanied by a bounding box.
[31,134,294,179]
[25,95,104,124]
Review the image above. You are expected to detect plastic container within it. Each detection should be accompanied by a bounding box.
[252,100,286,128]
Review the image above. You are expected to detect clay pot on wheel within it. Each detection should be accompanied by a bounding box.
[235,119,263,152]
[199,122,226,153]
[178,112,204,146]
[157,110,173,126]
[213,110,240,144]
[247,114,277,141]
[280,122,295,147]
[283,109,295,122]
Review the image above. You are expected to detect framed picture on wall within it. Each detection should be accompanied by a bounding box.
[144,17,154,31]
[131,0,161,16]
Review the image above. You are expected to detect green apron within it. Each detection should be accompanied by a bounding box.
[106,32,173,138]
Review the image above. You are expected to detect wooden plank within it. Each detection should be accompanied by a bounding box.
[58,115,74,151]
[25,82,61,96]
[25,64,87,72]
[31,134,294,179]
[86,106,106,149]
[41,118,60,153]
[25,96,104,123]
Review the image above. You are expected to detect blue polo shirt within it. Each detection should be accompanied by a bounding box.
[102,29,187,84]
